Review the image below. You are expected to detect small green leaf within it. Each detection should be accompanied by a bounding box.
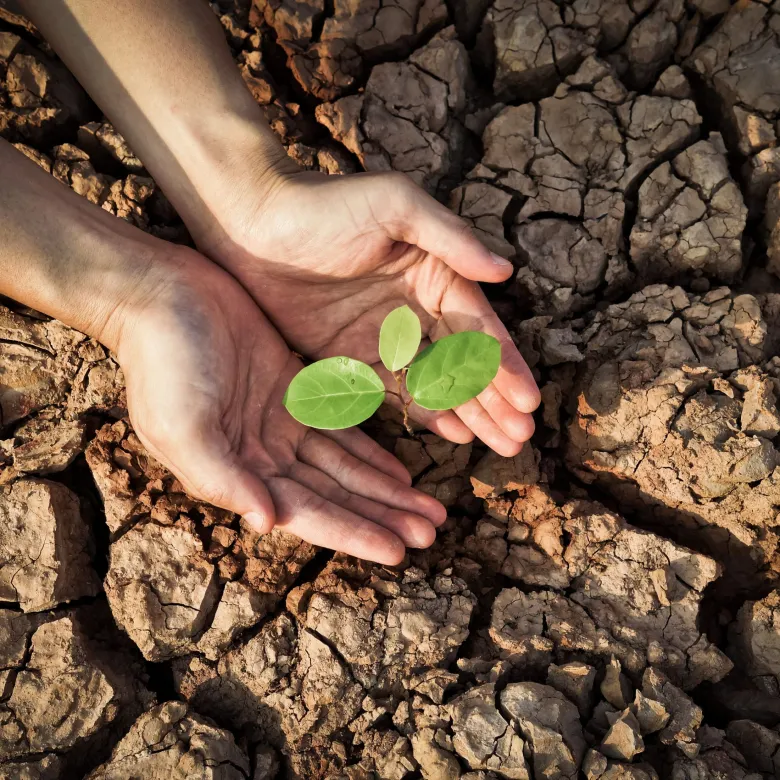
[284,357,385,429]
[407,332,501,410]
[379,305,422,372]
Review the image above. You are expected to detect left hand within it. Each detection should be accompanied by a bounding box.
[203,169,541,457]
[111,245,445,564]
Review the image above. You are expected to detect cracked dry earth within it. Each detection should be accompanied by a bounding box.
[6,1,780,779]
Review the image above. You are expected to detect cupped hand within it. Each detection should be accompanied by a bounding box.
[205,170,541,457]
[113,246,446,564]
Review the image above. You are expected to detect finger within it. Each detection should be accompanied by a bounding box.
[453,397,524,458]
[147,425,276,535]
[477,383,536,444]
[290,461,437,548]
[441,278,541,413]
[389,177,515,283]
[268,477,407,564]
[426,306,534,446]
[322,427,412,486]
[298,431,446,526]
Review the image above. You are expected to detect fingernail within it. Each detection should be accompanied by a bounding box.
[244,512,271,535]
[490,252,513,268]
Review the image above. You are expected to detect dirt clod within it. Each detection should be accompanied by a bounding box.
[85,701,252,779]
[0,478,100,612]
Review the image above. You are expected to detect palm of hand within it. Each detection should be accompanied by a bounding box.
[116,249,444,564]
[217,172,540,456]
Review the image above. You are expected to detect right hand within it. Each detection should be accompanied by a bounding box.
[200,169,541,457]
[109,246,446,564]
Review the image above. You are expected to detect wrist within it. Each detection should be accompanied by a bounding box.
[17,0,299,260]
[73,229,178,355]
[0,137,178,354]
[155,110,300,255]
[18,209,172,356]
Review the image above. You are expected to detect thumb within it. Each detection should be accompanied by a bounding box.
[390,178,515,282]
[155,426,277,535]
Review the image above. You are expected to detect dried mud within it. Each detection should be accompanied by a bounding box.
[2,1,780,778]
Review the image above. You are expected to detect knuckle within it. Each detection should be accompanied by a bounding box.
[334,450,355,480]
[479,384,500,404]
[384,173,419,213]
[333,484,352,506]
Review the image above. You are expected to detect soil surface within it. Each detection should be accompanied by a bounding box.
[2,1,780,778]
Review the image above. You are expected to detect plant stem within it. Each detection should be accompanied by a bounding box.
[393,367,414,435]
[402,399,413,435]
[394,369,404,396]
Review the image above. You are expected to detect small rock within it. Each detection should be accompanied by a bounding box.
[478,0,588,101]
[500,682,586,779]
[642,667,702,751]
[105,522,220,661]
[539,326,583,366]
[652,65,692,99]
[395,439,433,479]
[601,657,633,710]
[410,727,461,780]
[600,708,644,761]
[631,690,670,735]
[449,684,529,779]
[3,415,85,479]
[686,1,780,163]
[582,748,608,779]
[470,446,541,498]
[77,120,144,171]
[547,662,597,718]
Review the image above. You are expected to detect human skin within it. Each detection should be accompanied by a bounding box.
[0,139,448,565]
[20,0,542,458]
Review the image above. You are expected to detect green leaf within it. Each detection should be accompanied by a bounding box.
[407,332,501,410]
[283,357,385,429]
[379,305,422,372]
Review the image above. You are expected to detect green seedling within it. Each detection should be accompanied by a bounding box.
[283,306,501,431]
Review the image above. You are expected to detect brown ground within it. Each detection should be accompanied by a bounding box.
[2,1,780,778]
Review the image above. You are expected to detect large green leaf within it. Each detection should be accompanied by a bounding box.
[283,357,385,429]
[407,332,501,410]
[379,305,422,372]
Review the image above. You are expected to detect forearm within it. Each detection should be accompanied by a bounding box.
[19,0,292,249]
[0,138,156,350]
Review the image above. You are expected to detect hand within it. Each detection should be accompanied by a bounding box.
[15,0,539,454]
[203,170,541,456]
[111,246,446,564]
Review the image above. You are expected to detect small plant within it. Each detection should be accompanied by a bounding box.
[283,306,501,430]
